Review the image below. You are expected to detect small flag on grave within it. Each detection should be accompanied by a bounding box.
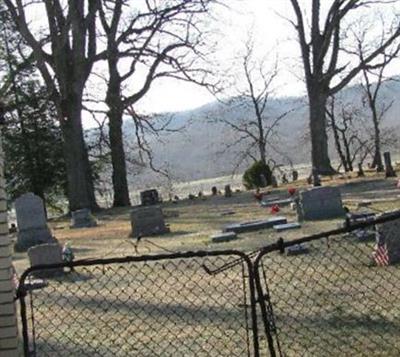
[373,232,389,266]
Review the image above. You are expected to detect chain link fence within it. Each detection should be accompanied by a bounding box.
[16,210,400,356]
[18,251,259,357]
[255,211,400,356]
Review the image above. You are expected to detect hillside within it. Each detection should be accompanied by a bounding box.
[116,78,400,190]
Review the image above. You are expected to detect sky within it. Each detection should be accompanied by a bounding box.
[25,0,400,124]
[136,0,303,115]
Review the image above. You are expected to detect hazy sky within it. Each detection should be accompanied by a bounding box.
[136,0,400,115]
[135,0,304,115]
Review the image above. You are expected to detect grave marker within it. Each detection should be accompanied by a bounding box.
[130,205,170,238]
[298,187,345,221]
[28,243,64,278]
[71,208,97,228]
[15,193,55,250]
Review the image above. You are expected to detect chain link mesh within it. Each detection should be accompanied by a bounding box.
[256,216,400,356]
[20,253,256,356]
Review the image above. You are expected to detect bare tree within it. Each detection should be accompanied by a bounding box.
[4,0,103,211]
[216,40,293,181]
[356,29,399,171]
[288,0,400,175]
[326,95,371,172]
[97,0,216,207]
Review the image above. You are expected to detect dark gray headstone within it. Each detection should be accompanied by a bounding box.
[224,185,232,198]
[15,193,55,250]
[130,205,170,238]
[140,189,160,205]
[298,187,345,221]
[71,208,97,228]
[28,243,64,278]
[292,170,299,181]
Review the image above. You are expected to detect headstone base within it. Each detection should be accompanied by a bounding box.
[15,228,56,252]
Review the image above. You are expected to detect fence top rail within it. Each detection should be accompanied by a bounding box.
[254,209,400,265]
[17,248,251,297]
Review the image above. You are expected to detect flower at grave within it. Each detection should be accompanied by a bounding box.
[270,204,280,214]
[62,242,75,263]
[288,188,296,196]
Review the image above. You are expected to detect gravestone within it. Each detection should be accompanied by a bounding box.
[375,217,400,264]
[292,170,299,181]
[28,243,64,278]
[211,186,218,196]
[223,217,287,234]
[130,205,170,238]
[287,243,309,256]
[224,185,232,198]
[383,152,396,178]
[271,175,278,188]
[140,189,160,205]
[71,208,97,228]
[298,187,345,221]
[15,193,55,251]
[312,168,321,187]
[274,222,301,232]
[211,232,238,243]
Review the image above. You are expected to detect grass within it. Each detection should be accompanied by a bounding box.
[13,172,400,356]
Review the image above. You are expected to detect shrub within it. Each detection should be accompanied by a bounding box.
[243,161,272,189]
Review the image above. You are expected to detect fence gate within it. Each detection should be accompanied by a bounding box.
[254,212,400,356]
[17,250,260,357]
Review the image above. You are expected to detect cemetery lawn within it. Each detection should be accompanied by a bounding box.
[11,172,400,356]
[13,172,400,272]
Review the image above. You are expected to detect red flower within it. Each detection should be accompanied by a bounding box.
[270,204,280,213]
[288,188,296,196]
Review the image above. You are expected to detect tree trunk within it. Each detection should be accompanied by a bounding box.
[108,104,131,207]
[61,103,98,212]
[371,118,384,172]
[309,90,335,175]
[330,115,348,172]
[105,55,131,207]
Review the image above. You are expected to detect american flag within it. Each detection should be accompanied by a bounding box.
[373,233,389,266]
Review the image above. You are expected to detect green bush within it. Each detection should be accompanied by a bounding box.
[243,161,272,189]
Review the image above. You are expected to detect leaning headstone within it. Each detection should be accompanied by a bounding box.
[140,189,160,205]
[224,185,232,198]
[130,205,170,238]
[298,186,345,221]
[15,193,55,251]
[374,216,400,265]
[383,152,396,178]
[28,243,64,278]
[71,208,97,228]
